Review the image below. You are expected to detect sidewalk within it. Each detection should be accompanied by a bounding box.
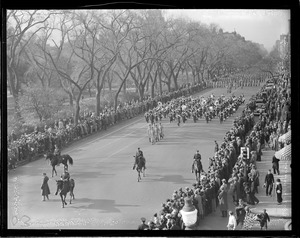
[196,146,291,230]
[250,147,291,218]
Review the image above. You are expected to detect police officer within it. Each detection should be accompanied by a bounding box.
[194,150,202,160]
[136,147,143,158]
[54,144,61,156]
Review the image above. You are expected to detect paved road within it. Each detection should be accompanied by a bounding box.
[8,87,260,229]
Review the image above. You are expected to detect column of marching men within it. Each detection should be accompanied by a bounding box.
[143,93,246,146]
[212,72,268,90]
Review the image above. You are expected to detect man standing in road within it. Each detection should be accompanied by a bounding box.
[264,169,275,197]
[272,155,280,175]
[41,173,50,201]
[137,217,149,230]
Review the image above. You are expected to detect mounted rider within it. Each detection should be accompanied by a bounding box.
[61,170,70,182]
[136,147,144,158]
[54,144,61,157]
[135,147,146,170]
[193,150,202,161]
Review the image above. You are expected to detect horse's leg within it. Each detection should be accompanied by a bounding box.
[60,193,64,208]
[69,192,72,204]
[64,194,67,205]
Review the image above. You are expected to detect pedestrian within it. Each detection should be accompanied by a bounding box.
[275,178,283,204]
[227,211,237,230]
[41,173,50,201]
[214,140,219,153]
[272,155,280,175]
[250,165,260,194]
[218,186,228,217]
[137,217,149,230]
[264,169,275,196]
[257,209,270,230]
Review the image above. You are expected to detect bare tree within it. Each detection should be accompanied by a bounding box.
[7,10,56,119]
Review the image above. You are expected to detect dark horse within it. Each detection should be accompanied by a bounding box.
[44,153,74,177]
[55,179,75,208]
[192,159,203,183]
[133,155,146,182]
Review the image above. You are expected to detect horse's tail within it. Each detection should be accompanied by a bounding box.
[66,155,73,165]
[70,179,75,188]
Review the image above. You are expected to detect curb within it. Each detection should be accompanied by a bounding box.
[251,210,291,219]
[284,220,292,230]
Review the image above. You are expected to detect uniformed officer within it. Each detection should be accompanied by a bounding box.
[194,150,202,160]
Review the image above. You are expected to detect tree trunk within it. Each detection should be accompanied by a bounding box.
[185,67,189,84]
[108,80,112,92]
[88,85,92,97]
[74,95,81,126]
[167,82,171,92]
[139,85,145,102]
[68,92,74,109]
[158,70,163,95]
[151,82,155,98]
[123,78,126,94]
[95,80,101,116]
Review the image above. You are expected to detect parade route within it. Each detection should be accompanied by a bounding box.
[8,87,261,229]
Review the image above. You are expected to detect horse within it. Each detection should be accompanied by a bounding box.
[44,153,74,177]
[191,159,203,183]
[132,155,146,182]
[55,179,75,208]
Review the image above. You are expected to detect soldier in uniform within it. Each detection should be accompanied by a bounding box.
[194,150,202,160]
[136,147,143,158]
[54,144,61,157]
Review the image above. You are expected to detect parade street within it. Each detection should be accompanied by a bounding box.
[9,86,261,229]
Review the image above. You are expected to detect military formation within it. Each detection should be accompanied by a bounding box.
[144,93,246,128]
[212,72,268,89]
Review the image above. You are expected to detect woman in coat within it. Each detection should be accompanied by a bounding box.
[276,178,283,204]
[218,186,228,217]
[41,172,50,201]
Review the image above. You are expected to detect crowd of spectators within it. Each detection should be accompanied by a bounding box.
[8,82,208,169]
[138,66,291,230]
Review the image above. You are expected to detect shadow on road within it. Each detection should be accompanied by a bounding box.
[144,174,191,185]
[71,198,139,213]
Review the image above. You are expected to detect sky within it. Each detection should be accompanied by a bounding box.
[164,9,290,52]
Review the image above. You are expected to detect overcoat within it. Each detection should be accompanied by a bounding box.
[218,190,228,211]
[41,176,50,196]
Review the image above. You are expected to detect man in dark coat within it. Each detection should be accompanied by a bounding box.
[272,155,280,175]
[41,173,50,201]
[264,169,275,196]
[137,217,149,230]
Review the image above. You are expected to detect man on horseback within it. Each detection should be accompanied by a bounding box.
[61,170,70,182]
[136,147,144,158]
[194,150,202,160]
[54,144,61,157]
[192,150,203,182]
